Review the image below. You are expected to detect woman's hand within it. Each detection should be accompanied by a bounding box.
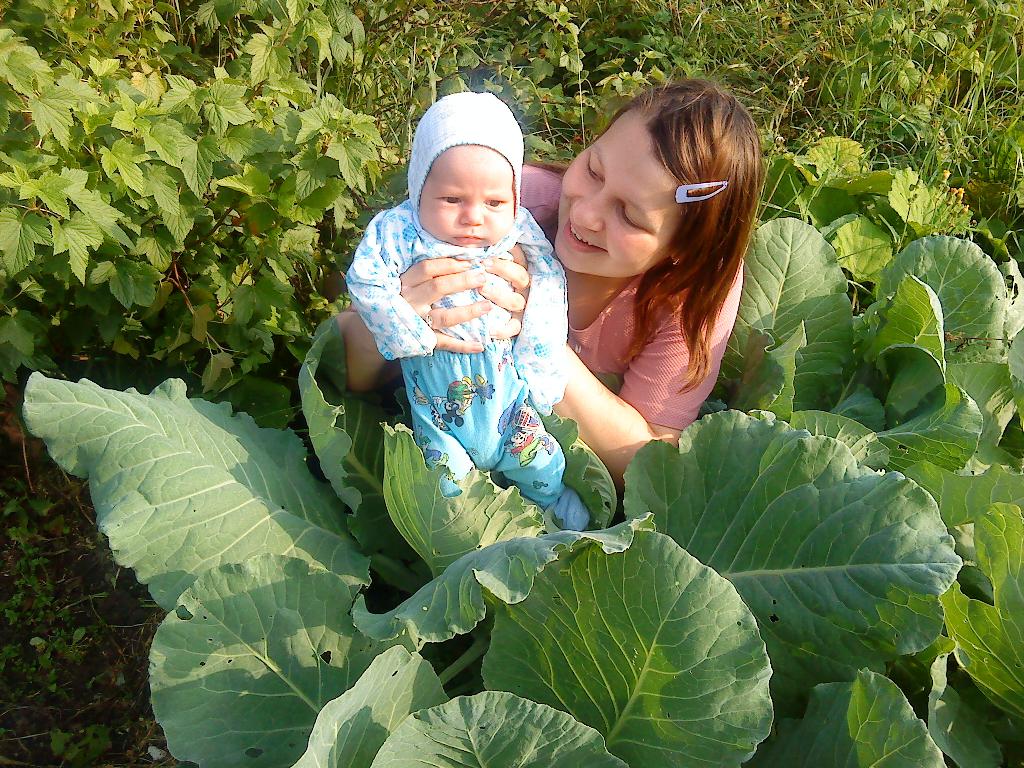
[398,249,532,351]
[480,245,531,340]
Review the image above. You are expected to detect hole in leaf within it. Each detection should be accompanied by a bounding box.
[320,651,332,664]
[245,747,263,759]
[227,659,233,663]
[769,614,780,623]
[175,606,194,621]
[391,670,399,677]
[199,662,206,667]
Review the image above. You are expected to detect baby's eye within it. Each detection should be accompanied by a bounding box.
[443,196,461,204]
[486,200,506,208]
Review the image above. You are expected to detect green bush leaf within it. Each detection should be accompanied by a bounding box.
[369,692,627,768]
[750,670,944,767]
[624,410,961,710]
[293,646,448,768]
[51,213,102,285]
[353,516,654,648]
[151,555,385,768]
[942,503,1024,724]
[22,373,368,609]
[483,530,773,767]
[0,208,50,274]
[724,218,853,411]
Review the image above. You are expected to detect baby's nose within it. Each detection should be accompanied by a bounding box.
[461,203,484,224]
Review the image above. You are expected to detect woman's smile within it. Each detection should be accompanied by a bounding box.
[566,219,604,251]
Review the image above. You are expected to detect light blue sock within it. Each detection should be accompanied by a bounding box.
[549,488,589,531]
[439,475,461,498]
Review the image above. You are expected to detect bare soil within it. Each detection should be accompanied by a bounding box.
[0,382,171,768]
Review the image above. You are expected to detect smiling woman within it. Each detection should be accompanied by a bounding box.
[337,80,763,483]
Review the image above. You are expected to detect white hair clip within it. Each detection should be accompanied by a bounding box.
[675,180,729,203]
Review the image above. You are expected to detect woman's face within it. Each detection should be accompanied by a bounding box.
[555,110,683,281]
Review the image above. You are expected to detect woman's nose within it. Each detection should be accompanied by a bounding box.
[572,194,602,231]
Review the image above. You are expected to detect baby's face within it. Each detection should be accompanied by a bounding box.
[418,145,515,247]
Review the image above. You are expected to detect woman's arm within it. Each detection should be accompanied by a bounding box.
[335,256,526,392]
[555,346,680,486]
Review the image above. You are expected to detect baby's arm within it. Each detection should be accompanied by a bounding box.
[345,210,436,360]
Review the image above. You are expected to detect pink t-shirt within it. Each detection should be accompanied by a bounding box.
[521,165,743,430]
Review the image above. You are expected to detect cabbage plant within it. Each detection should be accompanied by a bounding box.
[23,218,1024,766]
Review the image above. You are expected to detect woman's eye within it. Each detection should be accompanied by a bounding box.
[620,206,640,229]
[587,160,600,180]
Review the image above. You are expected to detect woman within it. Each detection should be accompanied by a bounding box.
[336,79,763,484]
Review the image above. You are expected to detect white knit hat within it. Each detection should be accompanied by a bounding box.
[407,91,524,220]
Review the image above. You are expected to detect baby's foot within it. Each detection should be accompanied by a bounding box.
[549,488,589,531]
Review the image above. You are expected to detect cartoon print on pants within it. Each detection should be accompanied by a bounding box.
[498,400,557,467]
[415,432,449,468]
[413,372,496,430]
[412,371,451,432]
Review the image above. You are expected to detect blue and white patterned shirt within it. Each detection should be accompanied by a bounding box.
[346,199,569,414]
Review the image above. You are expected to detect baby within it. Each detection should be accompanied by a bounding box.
[346,91,588,530]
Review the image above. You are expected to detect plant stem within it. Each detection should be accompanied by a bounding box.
[438,632,489,687]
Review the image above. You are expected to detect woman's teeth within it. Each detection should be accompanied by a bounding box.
[571,222,597,247]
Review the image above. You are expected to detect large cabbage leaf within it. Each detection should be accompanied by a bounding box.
[542,411,617,529]
[928,654,1002,768]
[877,236,1008,364]
[749,670,944,767]
[723,217,853,410]
[22,373,368,609]
[292,646,448,768]
[353,516,653,648]
[942,503,1024,724]
[904,461,1024,527]
[382,424,543,576]
[876,384,982,473]
[624,410,961,710]
[789,409,889,469]
[298,318,403,557]
[369,692,627,768]
[483,530,773,767]
[150,555,386,768]
[947,362,1016,466]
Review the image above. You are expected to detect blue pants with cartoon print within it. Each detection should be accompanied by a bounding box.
[400,341,588,530]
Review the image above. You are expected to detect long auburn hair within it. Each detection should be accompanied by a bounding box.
[615,80,763,391]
